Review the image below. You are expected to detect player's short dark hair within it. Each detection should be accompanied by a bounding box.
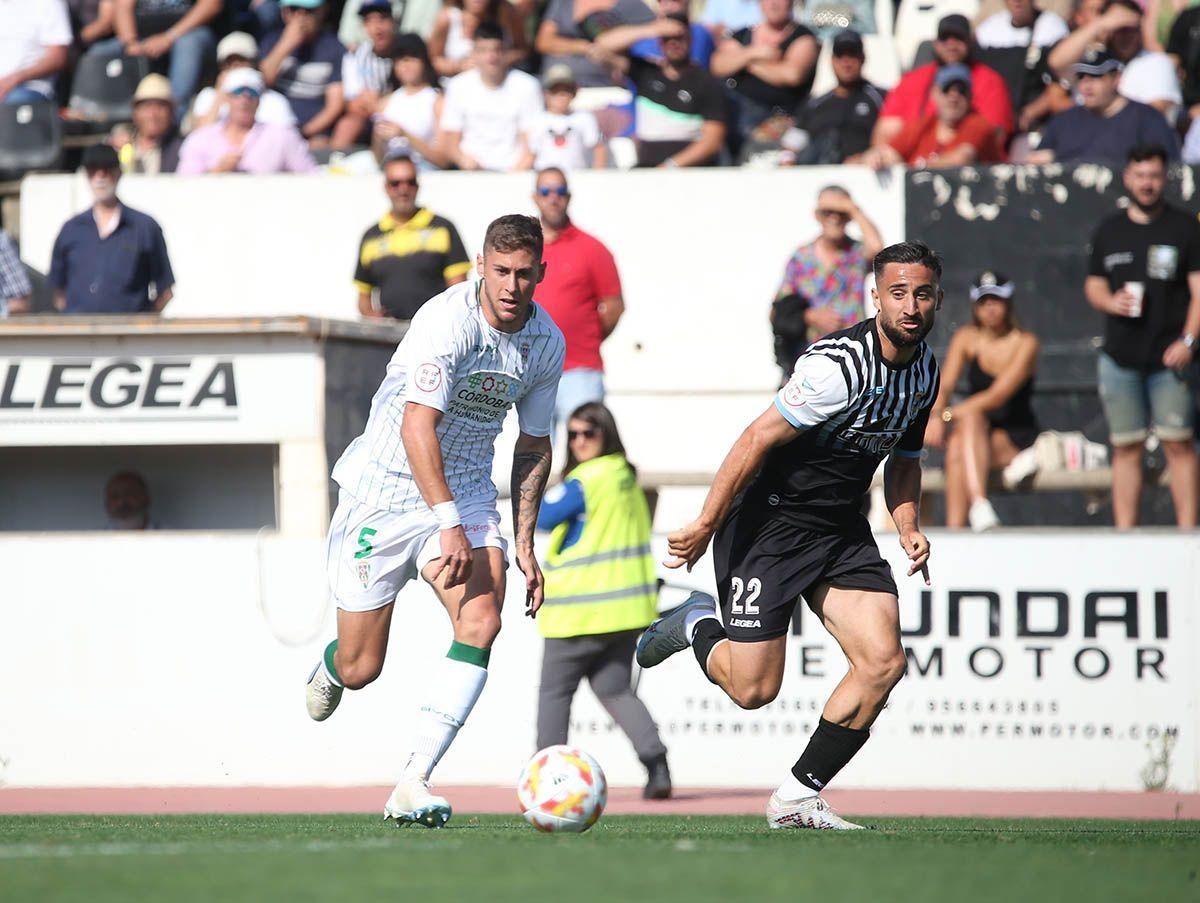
[1127,144,1168,167]
[474,21,505,44]
[872,240,943,283]
[483,214,543,260]
[562,401,629,478]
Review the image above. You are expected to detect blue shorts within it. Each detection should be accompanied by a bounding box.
[1097,353,1194,446]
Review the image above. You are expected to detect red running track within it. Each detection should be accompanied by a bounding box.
[2,787,1198,820]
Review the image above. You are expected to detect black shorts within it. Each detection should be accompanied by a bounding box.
[712,509,898,642]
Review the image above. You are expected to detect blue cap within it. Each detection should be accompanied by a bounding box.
[358,0,392,14]
[935,63,972,91]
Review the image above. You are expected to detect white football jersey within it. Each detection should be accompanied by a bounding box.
[333,280,565,512]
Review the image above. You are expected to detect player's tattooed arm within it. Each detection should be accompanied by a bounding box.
[512,432,553,616]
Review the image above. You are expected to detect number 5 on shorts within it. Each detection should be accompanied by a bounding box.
[354,527,377,559]
[730,577,761,615]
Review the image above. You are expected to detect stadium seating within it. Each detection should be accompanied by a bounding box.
[893,0,981,70]
[0,103,62,179]
[68,52,150,125]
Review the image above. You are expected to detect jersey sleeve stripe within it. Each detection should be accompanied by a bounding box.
[774,395,806,429]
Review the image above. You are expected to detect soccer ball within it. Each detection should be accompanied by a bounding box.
[516,745,607,833]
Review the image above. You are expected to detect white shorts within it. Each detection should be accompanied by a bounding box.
[325,490,508,613]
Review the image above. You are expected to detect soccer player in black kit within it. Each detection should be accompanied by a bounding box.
[637,241,942,829]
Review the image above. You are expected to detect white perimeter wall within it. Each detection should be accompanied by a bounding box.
[2,530,1195,793]
[20,169,904,477]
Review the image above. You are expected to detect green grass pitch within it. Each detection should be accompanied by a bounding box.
[2,814,1197,903]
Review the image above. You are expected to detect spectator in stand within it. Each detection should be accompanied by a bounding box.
[923,272,1041,532]
[438,23,542,171]
[1027,49,1180,163]
[0,1,71,104]
[858,64,1005,168]
[69,0,117,50]
[873,14,1014,147]
[710,0,819,158]
[1143,0,1184,52]
[769,185,882,379]
[975,0,1073,131]
[232,0,282,38]
[1048,0,1181,120]
[429,0,529,78]
[97,0,220,110]
[629,0,716,68]
[1070,0,1106,29]
[191,32,298,127]
[354,152,470,319]
[332,0,397,150]
[795,29,885,164]
[535,0,654,88]
[105,471,155,530]
[532,167,624,430]
[109,74,184,174]
[0,230,32,317]
[528,66,607,170]
[177,68,317,173]
[596,15,727,167]
[534,402,671,802]
[260,0,346,146]
[341,0,438,47]
[1086,145,1199,529]
[50,144,174,315]
[700,0,762,35]
[1166,3,1200,129]
[373,34,446,169]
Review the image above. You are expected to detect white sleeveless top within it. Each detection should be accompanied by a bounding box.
[444,7,475,63]
[380,86,440,168]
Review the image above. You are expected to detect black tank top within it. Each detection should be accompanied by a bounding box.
[966,357,1037,430]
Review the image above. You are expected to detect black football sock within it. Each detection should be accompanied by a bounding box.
[691,618,728,684]
[791,717,870,793]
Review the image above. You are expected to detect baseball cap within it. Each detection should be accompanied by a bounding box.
[280,0,323,8]
[82,143,121,171]
[358,0,392,15]
[224,67,265,95]
[937,13,971,41]
[542,63,577,89]
[132,73,173,104]
[935,63,972,90]
[1074,46,1122,76]
[217,31,258,62]
[831,29,864,57]
[970,271,1015,302]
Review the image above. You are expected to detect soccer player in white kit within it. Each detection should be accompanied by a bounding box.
[305,214,565,828]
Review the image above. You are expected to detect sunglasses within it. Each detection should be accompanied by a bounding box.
[537,186,569,197]
[817,208,848,218]
[229,87,261,98]
[387,177,418,188]
[567,427,598,441]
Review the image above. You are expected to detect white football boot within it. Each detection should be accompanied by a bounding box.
[384,777,452,828]
[766,793,867,830]
[636,591,718,668]
[305,662,343,721]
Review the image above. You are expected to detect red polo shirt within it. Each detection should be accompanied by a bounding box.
[880,61,1014,137]
[536,223,622,372]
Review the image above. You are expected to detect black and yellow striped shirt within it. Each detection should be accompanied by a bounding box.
[354,209,472,320]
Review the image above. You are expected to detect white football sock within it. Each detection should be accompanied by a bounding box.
[402,657,487,781]
[684,609,719,644]
[776,773,819,802]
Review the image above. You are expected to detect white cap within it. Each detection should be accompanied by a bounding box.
[224,67,265,95]
[218,31,259,63]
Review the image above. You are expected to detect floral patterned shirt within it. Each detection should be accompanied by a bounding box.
[776,239,870,344]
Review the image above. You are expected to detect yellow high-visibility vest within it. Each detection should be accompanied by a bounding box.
[539,453,657,639]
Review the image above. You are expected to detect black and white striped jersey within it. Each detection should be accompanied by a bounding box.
[744,318,940,531]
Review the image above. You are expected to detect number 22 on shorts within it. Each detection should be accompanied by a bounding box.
[354,526,377,559]
[729,577,761,615]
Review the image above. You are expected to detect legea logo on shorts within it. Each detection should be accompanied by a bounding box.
[449,371,522,424]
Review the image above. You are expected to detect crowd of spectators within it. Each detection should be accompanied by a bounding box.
[6,0,1200,173]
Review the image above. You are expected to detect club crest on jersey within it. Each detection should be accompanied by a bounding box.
[783,377,812,407]
[414,362,442,392]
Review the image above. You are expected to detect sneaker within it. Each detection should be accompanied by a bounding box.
[642,754,672,800]
[968,499,1001,533]
[766,793,866,830]
[383,776,452,828]
[305,661,343,722]
[636,591,717,669]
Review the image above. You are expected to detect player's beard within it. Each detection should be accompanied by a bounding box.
[879,310,933,349]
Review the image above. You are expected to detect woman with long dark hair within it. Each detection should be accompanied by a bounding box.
[534,402,672,799]
[373,33,447,169]
[924,271,1040,531]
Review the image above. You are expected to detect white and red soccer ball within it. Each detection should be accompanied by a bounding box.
[517,745,607,833]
